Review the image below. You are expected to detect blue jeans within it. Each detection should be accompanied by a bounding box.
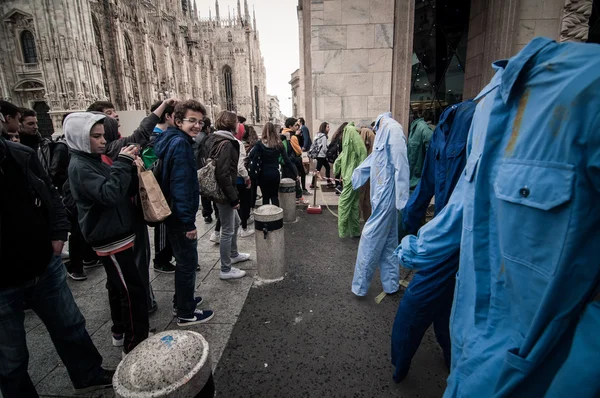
[215,203,240,273]
[168,228,198,318]
[0,254,104,397]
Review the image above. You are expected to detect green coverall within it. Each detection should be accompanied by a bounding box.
[333,123,367,238]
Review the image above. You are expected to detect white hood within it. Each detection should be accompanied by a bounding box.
[63,112,106,153]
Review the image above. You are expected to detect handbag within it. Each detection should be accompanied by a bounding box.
[197,141,229,204]
[137,165,172,223]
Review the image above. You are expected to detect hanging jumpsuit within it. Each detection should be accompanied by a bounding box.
[396,38,600,397]
[333,123,367,238]
[351,113,409,296]
[391,100,476,382]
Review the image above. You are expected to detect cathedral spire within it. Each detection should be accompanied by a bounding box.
[228,5,232,21]
[244,0,250,23]
[253,5,256,31]
[237,0,242,21]
[215,0,220,21]
[192,0,198,20]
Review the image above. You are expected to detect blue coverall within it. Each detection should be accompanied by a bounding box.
[351,113,409,296]
[396,37,600,397]
[391,100,476,382]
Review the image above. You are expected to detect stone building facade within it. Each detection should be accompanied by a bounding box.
[267,94,285,126]
[0,0,268,136]
[295,0,599,135]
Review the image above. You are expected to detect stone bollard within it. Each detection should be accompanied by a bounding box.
[254,205,285,280]
[278,178,297,223]
[113,331,214,398]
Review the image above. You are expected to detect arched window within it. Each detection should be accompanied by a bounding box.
[21,30,37,63]
[254,85,260,122]
[223,66,234,111]
[124,34,134,68]
[227,31,233,43]
[92,17,111,99]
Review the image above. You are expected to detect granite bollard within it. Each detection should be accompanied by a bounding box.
[113,331,214,398]
[254,205,285,280]
[278,178,296,223]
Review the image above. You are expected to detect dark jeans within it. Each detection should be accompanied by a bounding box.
[237,183,252,229]
[102,248,149,354]
[0,255,104,397]
[168,227,198,318]
[298,160,307,191]
[67,212,97,274]
[201,196,216,218]
[153,222,173,265]
[316,157,331,178]
[258,169,281,206]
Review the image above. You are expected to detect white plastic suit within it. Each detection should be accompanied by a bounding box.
[351,112,409,296]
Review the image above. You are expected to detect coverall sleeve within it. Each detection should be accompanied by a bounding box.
[403,131,436,233]
[588,114,600,193]
[394,175,465,270]
[390,130,410,211]
[351,154,373,190]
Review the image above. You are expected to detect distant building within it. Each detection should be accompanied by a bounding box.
[296,0,599,134]
[289,68,303,118]
[0,0,268,135]
[267,95,284,126]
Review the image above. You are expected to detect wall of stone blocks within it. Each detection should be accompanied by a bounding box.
[513,0,563,54]
[309,0,396,133]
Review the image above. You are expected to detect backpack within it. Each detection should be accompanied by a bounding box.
[308,135,324,159]
[326,137,341,164]
[37,137,67,177]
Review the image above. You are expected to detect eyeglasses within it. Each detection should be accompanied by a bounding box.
[182,118,205,127]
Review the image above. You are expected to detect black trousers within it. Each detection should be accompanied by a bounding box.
[237,183,252,229]
[316,157,331,178]
[201,196,216,218]
[103,247,149,354]
[298,160,307,191]
[258,169,281,206]
[153,222,173,265]
[67,212,97,274]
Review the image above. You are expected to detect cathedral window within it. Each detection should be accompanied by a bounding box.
[228,31,233,43]
[223,66,234,111]
[21,30,37,64]
[151,49,158,73]
[254,85,260,122]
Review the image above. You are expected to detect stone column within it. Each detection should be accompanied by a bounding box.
[278,178,297,223]
[254,205,285,280]
[301,0,313,133]
[391,0,415,132]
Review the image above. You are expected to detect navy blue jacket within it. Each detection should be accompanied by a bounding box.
[402,100,476,234]
[154,127,199,232]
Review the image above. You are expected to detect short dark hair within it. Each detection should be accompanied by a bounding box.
[61,112,72,125]
[151,100,175,124]
[298,117,306,125]
[19,108,36,122]
[173,100,207,124]
[87,101,115,112]
[215,110,238,132]
[0,101,21,119]
[285,117,298,128]
[237,115,247,124]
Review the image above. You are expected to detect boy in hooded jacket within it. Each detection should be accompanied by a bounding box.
[64,112,149,355]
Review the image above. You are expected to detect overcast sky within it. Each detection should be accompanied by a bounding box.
[196,0,300,116]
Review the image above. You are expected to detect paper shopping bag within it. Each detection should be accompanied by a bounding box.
[138,166,171,223]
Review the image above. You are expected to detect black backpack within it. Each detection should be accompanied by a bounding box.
[325,137,341,164]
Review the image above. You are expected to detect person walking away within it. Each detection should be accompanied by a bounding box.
[298,117,312,153]
[0,132,114,397]
[249,122,298,206]
[154,100,214,325]
[64,112,149,357]
[311,122,332,187]
[391,100,475,382]
[235,131,253,237]
[143,100,178,274]
[358,127,376,221]
[209,110,251,279]
[333,122,367,238]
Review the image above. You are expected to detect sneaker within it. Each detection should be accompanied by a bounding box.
[177,309,215,326]
[112,333,124,347]
[61,250,70,260]
[209,231,220,244]
[220,267,247,280]
[302,189,312,196]
[74,369,115,393]
[153,261,176,273]
[230,253,251,264]
[248,215,254,224]
[67,271,87,281]
[335,187,342,195]
[83,259,103,269]
[204,216,213,224]
[238,227,255,238]
[172,296,204,316]
[296,198,309,205]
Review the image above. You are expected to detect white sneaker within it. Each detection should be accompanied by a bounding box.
[248,215,254,224]
[239,227,255,238]
[61,250,70,260]
[209,231,220,244]
[230,253,251,264]
[220,267,247,280]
